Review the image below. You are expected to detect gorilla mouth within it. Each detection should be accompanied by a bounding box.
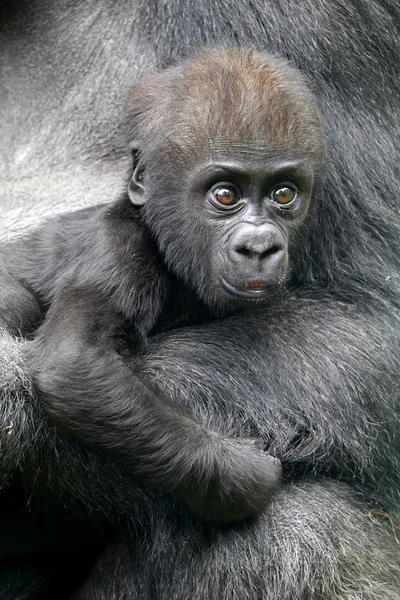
[221,277,271,299]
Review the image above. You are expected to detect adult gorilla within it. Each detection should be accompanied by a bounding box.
[0,1,399,599]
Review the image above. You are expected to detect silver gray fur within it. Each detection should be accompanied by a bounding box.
[0,0,399,598]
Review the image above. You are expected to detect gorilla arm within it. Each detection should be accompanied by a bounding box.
[0,194,282,525]
[0,272,280,524]
[137,293,400,512]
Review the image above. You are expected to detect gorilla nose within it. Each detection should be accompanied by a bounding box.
[229,223,285,264]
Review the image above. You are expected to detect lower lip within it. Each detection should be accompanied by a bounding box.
[221,278,271,299]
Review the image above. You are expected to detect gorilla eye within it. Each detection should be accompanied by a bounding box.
[271,184,298,207]
[212,184,241,208]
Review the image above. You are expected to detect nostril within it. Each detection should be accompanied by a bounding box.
[259,245,281,260]
[235,245,281,260]
[236,247,256,258]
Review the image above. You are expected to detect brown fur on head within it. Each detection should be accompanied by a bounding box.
[129,48,324,170]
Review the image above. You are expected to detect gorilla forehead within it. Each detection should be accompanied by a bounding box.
[146,139,319,187]
[131,48,324,165]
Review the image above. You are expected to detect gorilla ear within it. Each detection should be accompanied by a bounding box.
[128,147,146,206]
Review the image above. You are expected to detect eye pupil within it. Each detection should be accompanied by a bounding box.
[272,186,296,205]
[214,186,238,206]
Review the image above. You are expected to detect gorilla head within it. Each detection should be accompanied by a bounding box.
[127,49,325,309]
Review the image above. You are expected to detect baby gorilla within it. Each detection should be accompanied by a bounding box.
[0,49,324,523]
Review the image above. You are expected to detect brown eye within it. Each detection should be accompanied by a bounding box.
[271,185,297,206]
[213,185,240,206]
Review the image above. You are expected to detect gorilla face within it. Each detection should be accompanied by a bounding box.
[128,49,324,310]
[188,150,316,304]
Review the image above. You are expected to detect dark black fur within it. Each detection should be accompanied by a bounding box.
[1,48,328,527]
[0,50,330,523]
[0,1,399,599]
